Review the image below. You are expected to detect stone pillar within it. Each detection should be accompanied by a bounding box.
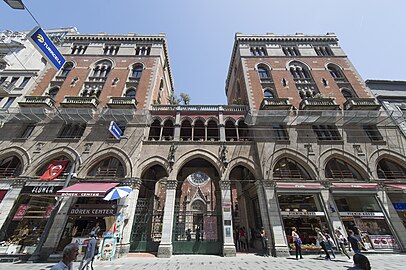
[377,189,406,251]
[219,180,236,257]
[157,179,177,258]
[117,178,142,257]
[0,181,23,232]
[319,189,346,236]
[259,181,290,257]
[42,197,76,259]
[218,106,226,141]
[174,109,181,141]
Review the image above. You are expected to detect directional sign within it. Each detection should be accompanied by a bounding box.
[28,26,66,70]
[109,121,122,140]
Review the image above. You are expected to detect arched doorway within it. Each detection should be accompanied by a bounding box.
[172,158,223,254]
[130,165,168,252]
[229,165,259,253]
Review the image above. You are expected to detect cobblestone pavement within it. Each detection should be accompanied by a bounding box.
[1,253,405,270]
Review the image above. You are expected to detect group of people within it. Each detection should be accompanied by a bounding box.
[291,226,371,269]
[51,231,98,270]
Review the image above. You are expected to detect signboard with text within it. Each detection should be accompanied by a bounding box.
[108,121,123,140]
[68,204,117,217]
[28,26,66,70]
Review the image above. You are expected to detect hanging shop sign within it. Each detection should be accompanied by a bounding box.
[393,203,406,210]
[68,204,117,217]
[281,211,325,216]
[21,185,62,194]
[339,212,384,217]
[28,26,66,70]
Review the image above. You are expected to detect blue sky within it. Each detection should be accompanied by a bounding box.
[1,0,405,104]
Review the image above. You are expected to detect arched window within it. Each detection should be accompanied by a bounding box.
[162,119,174,141]
[264,89,275,98]
[207,119,219,141]
[341,88,354,100]
[148,119,161,141]
[258,65,270,79]
[60,62,74,77]
[225,119,237,141]
[0,156,22,177]
[325,158,363,180]
[289,61,319,99]
[193,119,205,141]
[91,60,112,78]
[88,157,125,178]
[48,86,60,99]
[273,157,312,179]
[180,119,192,141]
[130,64,143,80]
[237,120,250,141]
[377,158,406,179]
[125,88,136,98]
[327,64,344,79]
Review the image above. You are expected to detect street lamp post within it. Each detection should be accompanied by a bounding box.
[3,0,25,9]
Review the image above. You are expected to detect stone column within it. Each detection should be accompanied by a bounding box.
[0,180,23,231]
[219,180,236,257]
[174,109,181,141]
[157,179,177,258]
[218,106,226,141]
[319,189,346,236]
[117,178,142,257]
[259,181,290,257]
[42,197,76,259]
[377,189,406,251]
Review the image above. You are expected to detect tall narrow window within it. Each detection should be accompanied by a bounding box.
[103,45,120,55]
[282,46,300,56]
[48,86,60,99]
[289,61,319,99]
[250,47,267,56]
[3,97,15,109]
[60,62,74,77]
[125,88,136,98]
[57,123,86,139]
[71,44,88,55]
[312,125,342,141]
[258,66,270,79]
[272,124,289,140]
[8,77,19,88]
[136,46,151,56]
[91,60,112,79]
[20,124,35,139]
[18,77,30,88]
[341,89,354,100]
[363,125,383,142]
[148,119,161,140]
[314,46,334,56]
[130,65,143,80]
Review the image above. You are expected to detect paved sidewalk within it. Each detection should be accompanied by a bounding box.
[1,253,405,269]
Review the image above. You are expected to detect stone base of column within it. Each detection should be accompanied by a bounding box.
[116,243,130,258]
[157,244,172,258]
[223,245,236,257]
[39,247,54,262]
[273,244,290,257]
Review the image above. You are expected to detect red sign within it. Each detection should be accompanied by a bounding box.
[13,204,30,220]
[332,183,379,189]
[40,160,69,180]
[276,183,323,189]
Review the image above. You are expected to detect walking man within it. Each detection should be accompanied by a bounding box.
[80,232,97,270]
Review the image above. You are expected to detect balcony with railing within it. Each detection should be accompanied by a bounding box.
[151,104,248,112]
[344,98,381,110]
[107,97,137,109]
[18,96,55,108]
[0,167,19,178]
[299,98,340,110]
[0,81,15,95]
[60,96,99,108]
[260,98,292,110]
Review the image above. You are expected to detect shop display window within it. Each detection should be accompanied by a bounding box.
[278,194,323,212]
[334,195,381,212]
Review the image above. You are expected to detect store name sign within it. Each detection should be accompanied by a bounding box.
[68,204,117,217]
[22,185,62,194]
[60,192,103,197]
[281,211,325,216]
[339,212,384,217]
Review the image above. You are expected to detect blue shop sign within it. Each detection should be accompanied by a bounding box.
[392,203,406,210]
[28,26,66,70]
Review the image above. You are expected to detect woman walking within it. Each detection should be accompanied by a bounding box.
[334,229,351,260]
[315,227,330,260]
[291,227,303,260]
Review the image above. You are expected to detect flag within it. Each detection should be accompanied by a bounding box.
[40,160,69,180]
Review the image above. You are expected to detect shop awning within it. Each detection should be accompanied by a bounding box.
[56,183,119,197]
[331,183,379,189]
[276,183,323,189]
[386,184,406,192]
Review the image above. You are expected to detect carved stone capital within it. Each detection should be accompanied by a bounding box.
[124,178,142,190]
[262,180,276,189]
[219,180,231,190]
[165,180,178,190]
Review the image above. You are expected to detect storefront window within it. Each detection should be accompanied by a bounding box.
[278,194,327,251]
[334,195,397,250]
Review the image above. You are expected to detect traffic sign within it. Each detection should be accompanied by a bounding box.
[109,121,122,140]
[28,26,66,70]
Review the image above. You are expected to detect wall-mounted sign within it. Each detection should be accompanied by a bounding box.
[28,26,66,70]
[68,204,117,217]
[281,211,325,216]
[393,203,406,211]
[339,212,384,217]
[22,185,62,194]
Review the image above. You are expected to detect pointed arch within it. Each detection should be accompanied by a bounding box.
[148,118,161,141]
[225,118,237,141]
[180,118,192,141]
[193,118,205,141]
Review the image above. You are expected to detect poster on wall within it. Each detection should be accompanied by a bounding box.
[13,204,30,220]
[113,214,125,238]
[203,216,217,240]
[369,235,397,249]
[100,237,116,261]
